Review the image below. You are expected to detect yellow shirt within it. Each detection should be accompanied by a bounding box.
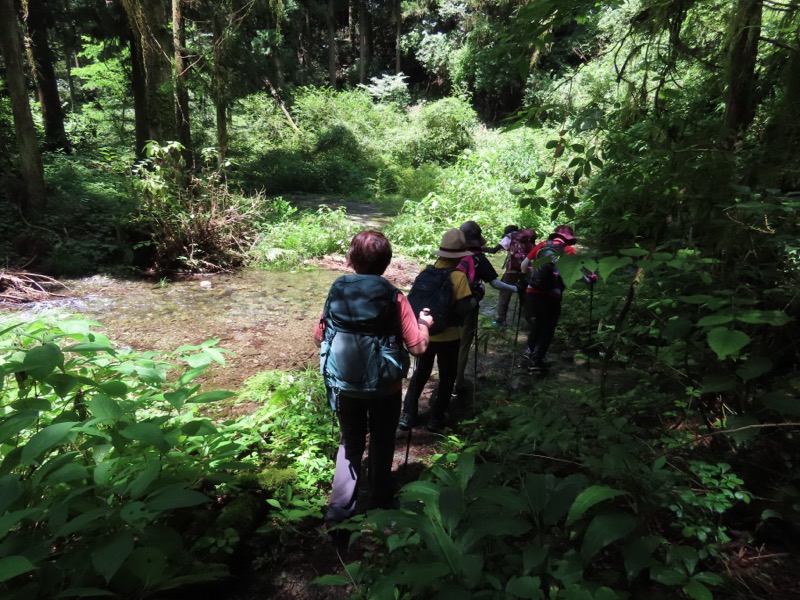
[429,257,472,342]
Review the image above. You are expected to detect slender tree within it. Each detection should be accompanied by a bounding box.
[328,0,336,86]
[0,0,46,219]
[22,0,70,152]
[724,0,762,139]
[172,0,192,162]
[121,0,176,147]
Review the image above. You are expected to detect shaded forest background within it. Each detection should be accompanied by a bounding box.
[2,0,800,598]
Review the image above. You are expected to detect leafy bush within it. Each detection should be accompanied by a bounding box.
[0,317,244,597]
[359,73,411,108]
[1,154,134,275]
[405,97,478,165]
[252,206,359,268]
[130,142,279,274]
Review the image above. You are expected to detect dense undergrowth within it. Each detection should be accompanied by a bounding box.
[2,9,800,595]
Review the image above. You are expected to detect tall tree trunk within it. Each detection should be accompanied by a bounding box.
[327,0,336,86]
[0,0,46,219]
[723,0,762,138]
[212,12,228,165]
[172,0,192,164]
[128,30,149,158]
[121,0,175,145]
[395,0,401,74]
[22,0,70,153]
[358,0,367,83]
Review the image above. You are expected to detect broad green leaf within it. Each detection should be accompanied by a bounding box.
[697,314,734,327]
[32,450,82,486]
[88,394,125,421]
[522,544,548,574]
[128,461,162,499]
[46,373,79,398]
[0,411,39,444]
[120,423,167,449]
[164,388,191,410]
[461,516,531,550]
[92,531,135,583]
[181,419,218,436]
[0,508,40,540]
[760,392,800,416]
[145,485,210,512]
[683,579,712,600]
[523,473,556,517]
[700,375,736,394]
[439,487,466,532]
[10,397,52,412]
[581,511,638,561]
[125,546,167,583]
[120,502,152,526]
[736,310,791,326]
[692,571,724,585]
[618,248,649,257]
[623,536,661,578]
[598,256,632,281]
[177,366,208,387]
[23,343,64,381]
[505,576,543,598]
[20,422,77,466]
[135,366,166,385]
[651,565,687,585]
[45,462,90,485]
[55,507,111,537]
[678,295,715,305]
[64,343,116,355]
[98,380,128,397]
[724,414,760,445]
[186,390,236,404]
[0,475,24,513]
[393,561,450,585]
[0,555,37,583]
[736,356,772,381]
[566,485,626,526]
[707,328,750,359]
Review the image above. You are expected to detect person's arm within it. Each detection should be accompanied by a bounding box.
[489,278,518,293]
[313,313,324,348]
[484,243,502,254]
[398,294,430,356]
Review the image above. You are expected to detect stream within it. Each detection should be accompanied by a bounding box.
[3,269,343,391]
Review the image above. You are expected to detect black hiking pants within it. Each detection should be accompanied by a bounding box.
[402,338,460,423]
[525,292,562,362]
[326,390,401,523]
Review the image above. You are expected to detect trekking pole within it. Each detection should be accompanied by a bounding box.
[404,356,419,469]
[473,314,478,401]
[587,281,595,371]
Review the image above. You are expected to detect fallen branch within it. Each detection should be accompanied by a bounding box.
[0,271,69,304]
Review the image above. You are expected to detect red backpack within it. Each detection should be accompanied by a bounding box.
[506,229,536,273]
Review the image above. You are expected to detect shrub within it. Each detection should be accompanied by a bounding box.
[130,142,277,274]
[408,96,478,165]
[252,206,359,268]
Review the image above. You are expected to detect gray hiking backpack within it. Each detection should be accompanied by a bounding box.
[320,274,410,407]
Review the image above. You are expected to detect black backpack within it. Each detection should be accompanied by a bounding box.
[527,240,563,291]
[407,266,457,336]
[320,275,410,402]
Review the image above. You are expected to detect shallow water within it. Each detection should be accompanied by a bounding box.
[3,269,343,390]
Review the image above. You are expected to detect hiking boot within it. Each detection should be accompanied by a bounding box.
[528,360,551,373]
[398,413,413,431]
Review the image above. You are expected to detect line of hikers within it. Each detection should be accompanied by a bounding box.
[314,222,594,532]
